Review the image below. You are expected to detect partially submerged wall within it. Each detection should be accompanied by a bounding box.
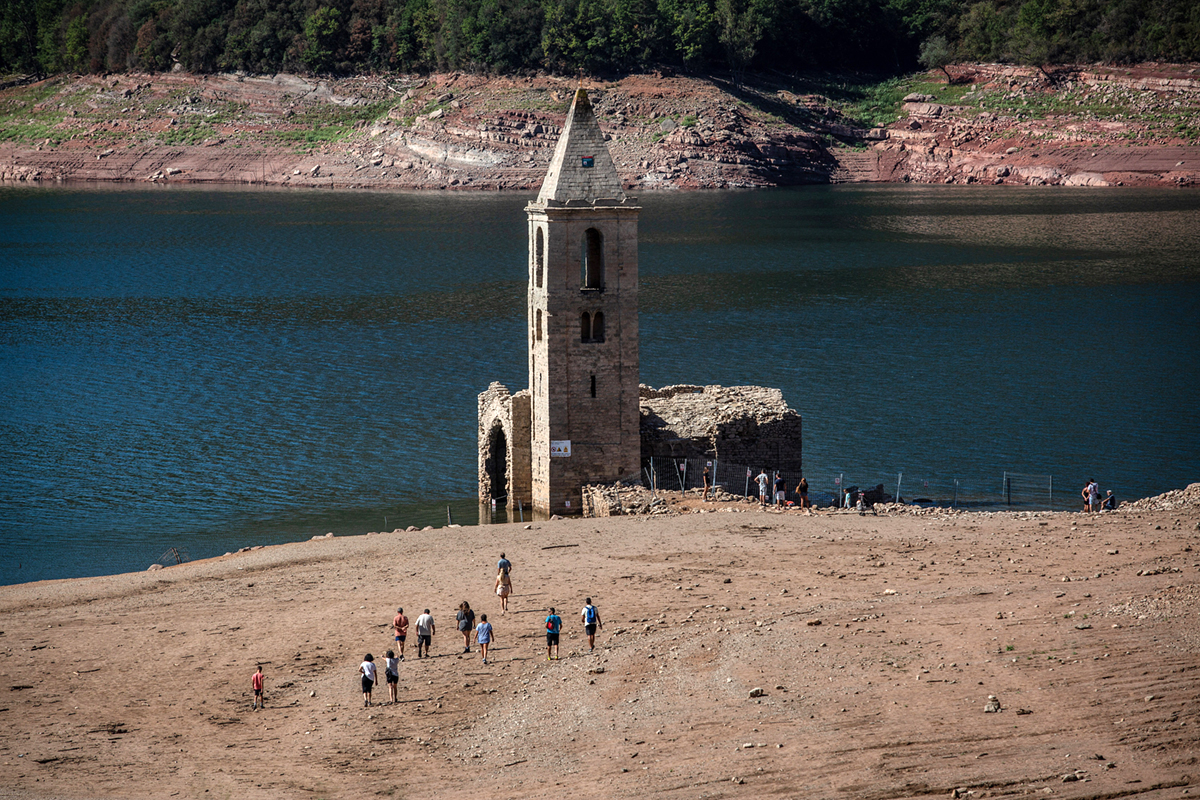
[639,384,803,472]
[477,382,531,510]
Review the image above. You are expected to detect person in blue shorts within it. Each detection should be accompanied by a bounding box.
[545,607,562,660]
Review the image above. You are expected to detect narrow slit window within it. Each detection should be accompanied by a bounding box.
[592,311,604,342]
[590,374,596,398]
[536,309,543,342]
[580,312,591,342]
[581,228,603,290]
[535,227,544,289]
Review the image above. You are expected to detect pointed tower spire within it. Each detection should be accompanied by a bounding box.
[536,89,624,204]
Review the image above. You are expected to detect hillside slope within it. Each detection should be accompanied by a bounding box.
[2,65,1198,190]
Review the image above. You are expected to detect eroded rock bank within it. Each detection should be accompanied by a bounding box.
[3,64,1198,190]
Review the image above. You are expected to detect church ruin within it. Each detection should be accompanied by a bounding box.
[479,88,802,517]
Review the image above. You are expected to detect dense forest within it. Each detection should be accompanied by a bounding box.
[2,0,1198,78]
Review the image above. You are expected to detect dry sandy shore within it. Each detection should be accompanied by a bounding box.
[1,491,1197,800]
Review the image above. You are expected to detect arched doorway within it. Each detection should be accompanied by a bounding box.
[486,423,508,504]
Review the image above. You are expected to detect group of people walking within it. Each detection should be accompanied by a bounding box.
[348,552,602,707]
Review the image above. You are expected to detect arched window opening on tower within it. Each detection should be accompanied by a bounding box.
[580,311,605,343]
[535,227,545,289]
[536,309,543,342]
[581,228,604,291]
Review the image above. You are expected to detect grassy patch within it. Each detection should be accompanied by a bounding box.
[0,79,70,144]
[770,71,972,129]
[157,120,218,146]
[274,101,392,149]
[840,76,972,128]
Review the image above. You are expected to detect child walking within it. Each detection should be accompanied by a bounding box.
[384,650,399,704]
[475,614,494,664]
[359,653,376,707]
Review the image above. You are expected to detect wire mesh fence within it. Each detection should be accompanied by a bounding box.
[633,457,1073,511]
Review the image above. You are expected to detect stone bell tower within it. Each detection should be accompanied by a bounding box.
[525,89,640,516]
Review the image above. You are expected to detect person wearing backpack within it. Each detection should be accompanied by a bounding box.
[581,598,602,652]
[545,607,563,660]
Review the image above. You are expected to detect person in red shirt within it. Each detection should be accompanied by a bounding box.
[393,607,409,660]
[251,665,264,710]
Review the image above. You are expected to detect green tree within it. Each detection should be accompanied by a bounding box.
[715,0,763,75]
[918,32,952,80]
[303,5,344,72]
[607,0,660,69]
[63,12,89,71]
[541,0,612,72]
[658,0,715,66]
[957,1,1010,62]
[1,0,41,73]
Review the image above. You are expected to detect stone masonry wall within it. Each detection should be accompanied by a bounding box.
[639,384,803,472]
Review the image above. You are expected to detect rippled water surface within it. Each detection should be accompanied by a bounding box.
[2,184,1198,584]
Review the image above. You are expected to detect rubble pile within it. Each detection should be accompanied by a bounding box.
[871,503,968,517]
[581,482,676,518]
[1119,483,1200,513]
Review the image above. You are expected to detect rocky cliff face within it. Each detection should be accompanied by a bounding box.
[840,64,1200,188]
[2,65,1196,189]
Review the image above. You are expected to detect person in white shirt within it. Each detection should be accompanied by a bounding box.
[415,610,435,658]
[359,654,376,707]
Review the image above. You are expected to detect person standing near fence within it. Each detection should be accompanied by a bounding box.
[756,470,769,507]
[702,464,711,502]
[798,476,809,509]
[774,472,786,508]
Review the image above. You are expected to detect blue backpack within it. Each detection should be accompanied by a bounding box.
[584,605,596,624]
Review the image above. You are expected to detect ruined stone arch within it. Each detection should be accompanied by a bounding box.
[485,422,508,502]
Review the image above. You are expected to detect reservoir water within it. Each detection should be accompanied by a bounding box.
[1,184,1198,585]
